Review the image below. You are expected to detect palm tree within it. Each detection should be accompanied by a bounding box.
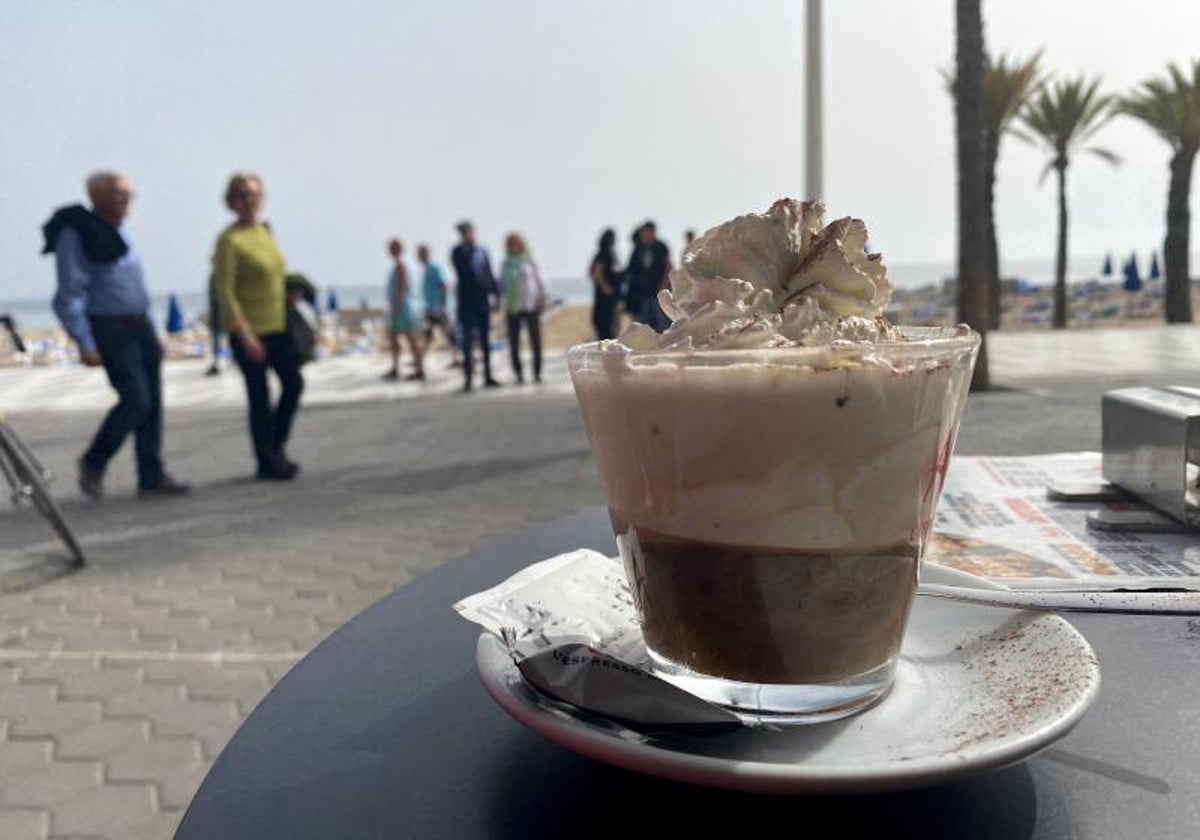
[943,53,1044,330]
[982,52,1044,328]
[1017,77,1119,328]
[954,0,989,389]
[1117,60,1200,324]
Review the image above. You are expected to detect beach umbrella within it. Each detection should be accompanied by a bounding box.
[1122,255,1142,293]
[326,288,339,313]
[165,294,185,334]
[1101,253,1113,276]
[1150,251,1161,280]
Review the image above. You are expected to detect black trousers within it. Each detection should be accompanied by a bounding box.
[231,332,305,470]
[506,311,542,382]
[592,296,618,340]
[83,315,165,489]
[458,307,493,387]
[423,307,459,347]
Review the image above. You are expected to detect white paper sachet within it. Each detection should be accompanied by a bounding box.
[454,550,645,662]
[454,549,742,729]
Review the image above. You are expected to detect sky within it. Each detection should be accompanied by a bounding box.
[1,0,1197,303]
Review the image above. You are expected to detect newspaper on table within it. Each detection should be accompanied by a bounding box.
[930,451,1200,590]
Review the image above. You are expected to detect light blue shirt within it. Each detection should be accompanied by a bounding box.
[422,262,448,312]
[51,226,151,353]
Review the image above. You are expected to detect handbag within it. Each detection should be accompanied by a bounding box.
[284,273,319,364]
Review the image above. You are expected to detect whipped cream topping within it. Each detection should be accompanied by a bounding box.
[618,199,898,351]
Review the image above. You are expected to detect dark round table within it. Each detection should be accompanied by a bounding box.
[177,510,1200,839]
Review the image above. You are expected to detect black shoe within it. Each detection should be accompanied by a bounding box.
[461,381,473,393]
[382,370,399,381]
[256,461,299,481]
[139,476,191,498]
[78,458,104,501]
[484,378,502,389]
[404,371,426,381]
[205,363,221,377]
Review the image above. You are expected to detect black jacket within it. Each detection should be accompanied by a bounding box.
[41,204,128,263]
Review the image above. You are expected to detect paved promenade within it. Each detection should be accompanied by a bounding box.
[4,323,1200,411]
[0,325,1198,838]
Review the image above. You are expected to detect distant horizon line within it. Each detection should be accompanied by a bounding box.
[1,251,1184,310]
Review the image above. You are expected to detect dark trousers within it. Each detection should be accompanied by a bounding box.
[423,307,459,347]
[506,311,542,382]
[592,296,618,340]
[231,333,305,470]
[458,307,493,387]
[83,316,165,489]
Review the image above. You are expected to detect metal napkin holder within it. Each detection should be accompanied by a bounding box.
[1048,386,1200,533]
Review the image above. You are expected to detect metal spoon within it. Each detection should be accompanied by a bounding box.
[917,583,1200,615]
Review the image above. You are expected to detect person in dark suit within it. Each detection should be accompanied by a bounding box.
[625,220,673,332]
[450,220,501,392]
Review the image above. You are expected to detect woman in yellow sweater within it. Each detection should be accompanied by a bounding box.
[215,172,304,481]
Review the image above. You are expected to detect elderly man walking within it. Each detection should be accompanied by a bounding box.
[45,171,189,500]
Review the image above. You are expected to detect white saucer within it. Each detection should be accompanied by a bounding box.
[476,563,1100,794]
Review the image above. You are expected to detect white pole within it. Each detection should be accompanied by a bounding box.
[805,0,823,201]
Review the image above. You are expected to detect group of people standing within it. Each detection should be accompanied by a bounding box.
[43,170,685,500]
[589,221,693,340]
[384,220,547,392]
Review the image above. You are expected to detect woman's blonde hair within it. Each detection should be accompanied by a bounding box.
[224,172,263,210]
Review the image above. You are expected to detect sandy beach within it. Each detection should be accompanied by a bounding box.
[3,278,1197,371]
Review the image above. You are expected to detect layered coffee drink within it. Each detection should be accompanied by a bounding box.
[569,199,978,721]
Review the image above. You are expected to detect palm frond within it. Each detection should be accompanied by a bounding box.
[984,50,1046,140]
[1036,160,1055,187]
[1017,73,1119,175]
[1087,147,1122,166]
[939,65,955,95]
[1007,126,1038,146]
[1117,58,1200,153]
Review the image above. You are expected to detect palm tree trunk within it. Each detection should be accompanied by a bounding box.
[985,139,1001,330]
[1053,162,1068,329]
[1164,149,1195,324]
[955,0,989,390]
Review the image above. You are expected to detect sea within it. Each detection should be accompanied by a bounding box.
[0,254,1122,330]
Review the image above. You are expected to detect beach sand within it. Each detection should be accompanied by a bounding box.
[4,279,1199,369]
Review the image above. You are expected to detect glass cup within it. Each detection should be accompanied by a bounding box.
[568,327,980,723]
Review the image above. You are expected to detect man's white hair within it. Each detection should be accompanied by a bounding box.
[85,171,121,199]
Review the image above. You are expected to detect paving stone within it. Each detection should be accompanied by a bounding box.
[17,661,141,702]
[170,626,251,651]
[54,720,149,761]
[103,738,204,810]
[46,783,157,838]
[0,809,48,840]
[0,760,102,808]
[0,686,100,739]
[105,684,240,758]
[0,738,54,779]
[140,663,270,710]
